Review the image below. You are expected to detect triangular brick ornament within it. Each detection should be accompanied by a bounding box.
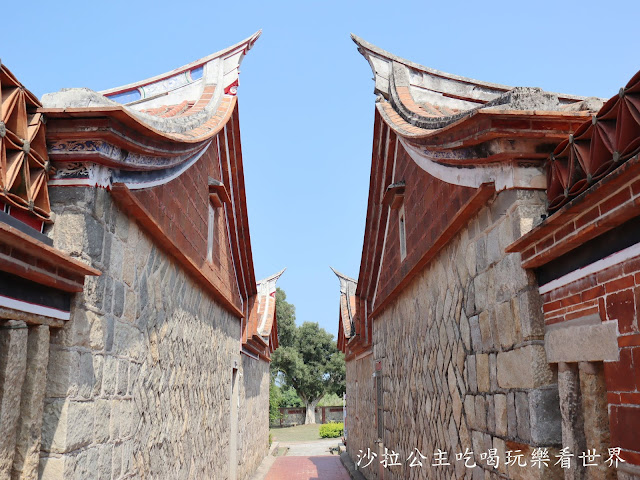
[8,155,28,207]
[27,113,48,162]
[32,173,51,218]
[4,148,24,194]
[546,69,640,213]
[1,87,20,121]
[0,63,52,221]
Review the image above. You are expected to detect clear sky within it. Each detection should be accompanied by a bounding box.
[4,0,639,339]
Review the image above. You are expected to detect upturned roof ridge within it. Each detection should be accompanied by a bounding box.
[351,34,588,104]
[330,266,357,284]
[100,31,262,96]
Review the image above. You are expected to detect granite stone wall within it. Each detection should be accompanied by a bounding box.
[361,190,563,480]
[38,186,255,479]
[238,355,269,480]
[346,354,378,480]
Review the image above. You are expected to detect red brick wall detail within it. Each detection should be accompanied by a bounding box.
[542,255,640,459]
[514,157,640,268]
[374,142,475,309]
[131,138,241,310]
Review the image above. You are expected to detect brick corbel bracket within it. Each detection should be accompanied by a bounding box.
[382,181,405,209]
[208,178,231,207]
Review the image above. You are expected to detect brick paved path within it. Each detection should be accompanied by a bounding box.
[264,456,351,480]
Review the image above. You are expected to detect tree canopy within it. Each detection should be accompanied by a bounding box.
[270,288,345,423]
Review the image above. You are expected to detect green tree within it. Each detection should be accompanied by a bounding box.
[269,377,282,424]
[279,384,303,407]
[318,392,343,407]
[275,288,297,347]
[271,289,345,424]
[269,378,303,425]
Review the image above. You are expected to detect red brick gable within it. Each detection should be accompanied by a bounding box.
[130,137,242,311]
[40,37,261,322]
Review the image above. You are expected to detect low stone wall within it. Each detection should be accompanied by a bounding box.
[271,406,344,427]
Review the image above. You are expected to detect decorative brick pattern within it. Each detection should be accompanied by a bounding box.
[511,154,640,269]
[547,71,640,211]
[0,64,52,223]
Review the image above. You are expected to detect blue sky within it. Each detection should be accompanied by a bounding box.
[4,0,639,339]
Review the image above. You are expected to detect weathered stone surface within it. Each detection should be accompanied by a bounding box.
[50,309,90,348]
[470,316,483,352]
[486,226,502,266]
[579,362,615,480]
[476,354,490,392]
[507,392,517,439]
[495,301,515,349]
[494,394,507,436]
[468,355,478,393]
[489,354,498,392]
[545,322,619,363]
[45,348,78,398]
[40,187,265,480]
[38,455,76,480]
[513,289,544,342]
[238,356,269,480]
[478,311,494,352]
[528,388,561,445]
[12,325,50,480]
[497,345,554,389]
[41,400,94,454]
[465,395,476,430]
[476,396,487,431]
[486,394,495,433]
[494,254,533,303]
[515,392,531,442]
[557,363,586,480]
[0,320,28,478]
[352,193,562,480]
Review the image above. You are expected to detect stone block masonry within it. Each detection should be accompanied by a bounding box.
[38,186,256,479]
[345,354,377,480]
[0,320,28,478]
[238,355,270,480]
[368,190,563,480]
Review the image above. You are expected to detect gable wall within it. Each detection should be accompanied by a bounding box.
[131,138,241,311]
[351,185,565,479]
[375,143,476,310]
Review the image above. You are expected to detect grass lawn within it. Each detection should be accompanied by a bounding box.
[269,423,321,442]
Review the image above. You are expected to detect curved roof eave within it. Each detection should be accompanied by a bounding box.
[354,35,600,191]
[41,31,261,146]
[99,31,262,97]
[351,33,587,104]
